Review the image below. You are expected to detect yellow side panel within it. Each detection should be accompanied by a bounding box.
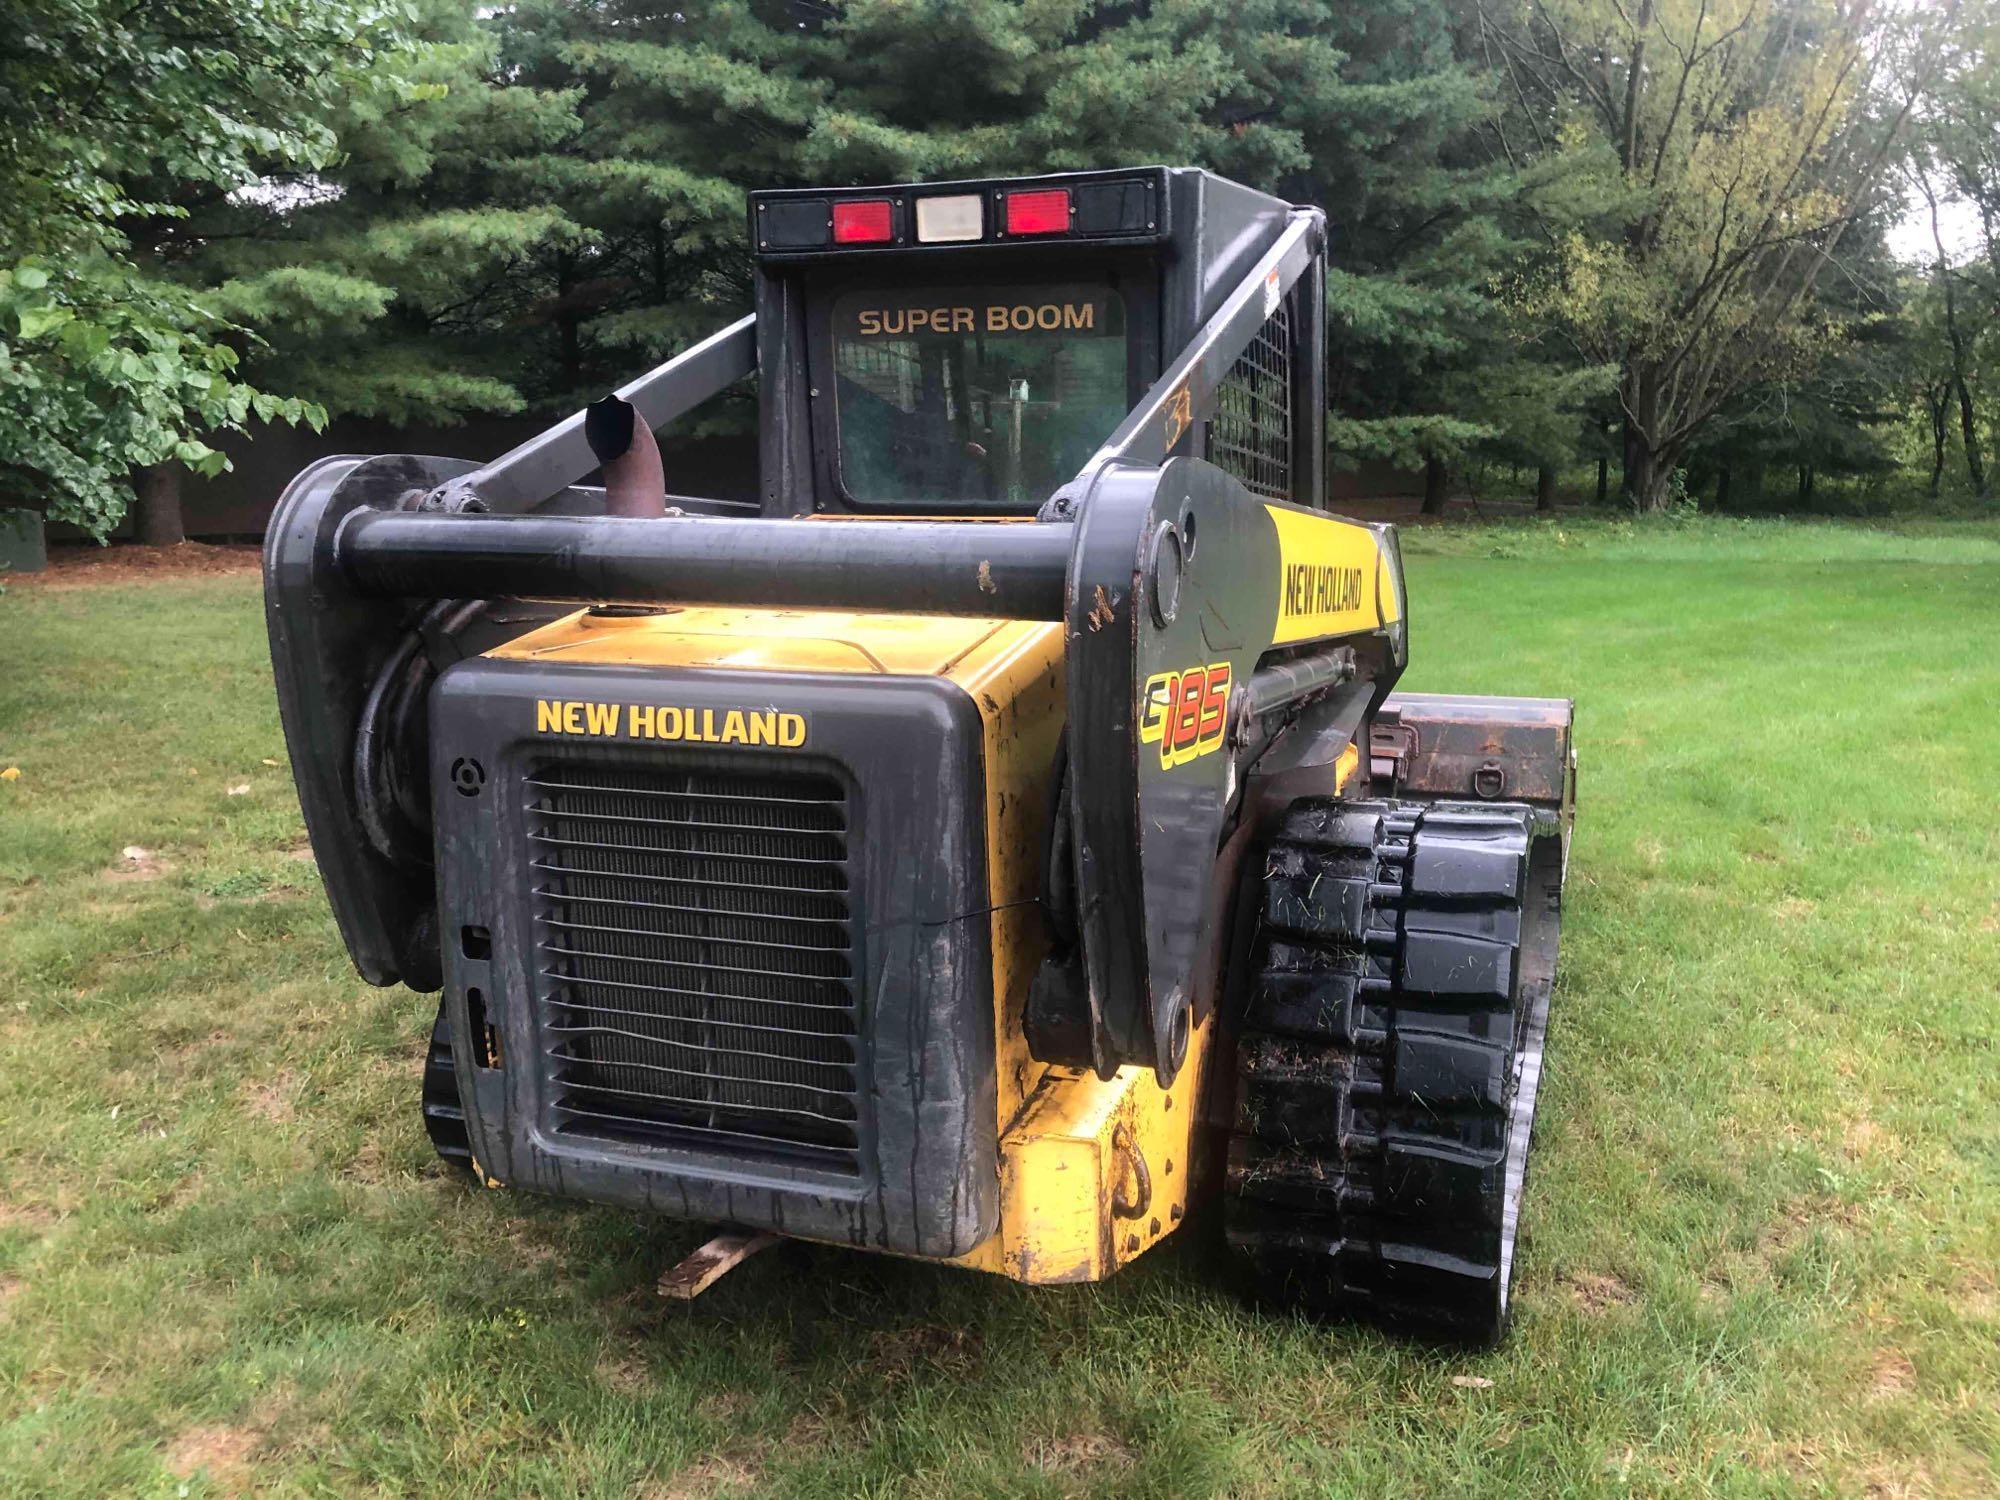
[1264,504,1399,643]
[943,625,1066,1133]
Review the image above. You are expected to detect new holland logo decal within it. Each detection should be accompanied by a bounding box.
[1139,662,1231,770]
[535,699,807,747]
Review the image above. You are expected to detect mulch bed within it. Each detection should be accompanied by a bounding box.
[16,541,263,587]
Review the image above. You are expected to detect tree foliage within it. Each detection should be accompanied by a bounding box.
[1902,0,1997,498]
[470,0,1608,471]
[1476,0,1951,509]
[6,0,1997,532]
[189,0,586,427]
[0,0,410,535]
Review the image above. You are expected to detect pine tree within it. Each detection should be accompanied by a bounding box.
[471,0,1597,489]
[187,1,587,429]
[1290,6,1599,503]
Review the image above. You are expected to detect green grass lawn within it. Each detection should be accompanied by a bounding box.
[2,517,1996,1497]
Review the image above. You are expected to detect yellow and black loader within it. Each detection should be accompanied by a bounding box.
[267,167,1574,1342]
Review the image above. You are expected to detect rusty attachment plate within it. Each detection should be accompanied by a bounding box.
[1371,692,1573,809]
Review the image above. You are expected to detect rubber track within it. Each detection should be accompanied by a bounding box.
[421,999,476,1179]
[1225,797,1560,1343]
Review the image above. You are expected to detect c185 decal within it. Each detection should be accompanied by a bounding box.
[1139,662,1231,769]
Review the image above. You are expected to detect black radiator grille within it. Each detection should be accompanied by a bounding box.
[526,760,861,1173]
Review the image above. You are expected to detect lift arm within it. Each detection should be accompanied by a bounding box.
[423,315,757,515]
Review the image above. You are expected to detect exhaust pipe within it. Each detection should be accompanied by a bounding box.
[583,395,667,517]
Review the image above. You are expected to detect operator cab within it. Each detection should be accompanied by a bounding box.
[748,167,1326,516]
[829,279,1131,507]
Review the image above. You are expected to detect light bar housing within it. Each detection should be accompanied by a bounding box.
[751,167,1167,261]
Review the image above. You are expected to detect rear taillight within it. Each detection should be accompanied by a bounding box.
[832,199,894,244]
[1004,188,1071,236]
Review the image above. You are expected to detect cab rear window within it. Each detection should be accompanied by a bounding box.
[831,284,1128,507]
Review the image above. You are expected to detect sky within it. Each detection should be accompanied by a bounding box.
[1884,187,1986,265]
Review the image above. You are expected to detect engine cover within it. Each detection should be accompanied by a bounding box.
[427,655,997,1258]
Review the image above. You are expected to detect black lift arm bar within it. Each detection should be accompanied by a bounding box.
[332,212,1325,628]
[425,314,758,514]
[335,509,1072,620]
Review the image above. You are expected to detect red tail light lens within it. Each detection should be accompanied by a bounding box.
[831,199,894,244]
[1004,188,1071,236]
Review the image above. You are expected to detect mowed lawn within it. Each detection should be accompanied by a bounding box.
[2,518,1997,1498]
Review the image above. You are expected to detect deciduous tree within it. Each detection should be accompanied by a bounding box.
[1476,0,1950,510]
[0,0,408,537]
[1902,0,1997,497]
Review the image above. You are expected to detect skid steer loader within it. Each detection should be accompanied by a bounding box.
[266,167,1574,1343]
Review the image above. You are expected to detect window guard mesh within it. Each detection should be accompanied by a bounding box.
[1207,298,1293,501]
